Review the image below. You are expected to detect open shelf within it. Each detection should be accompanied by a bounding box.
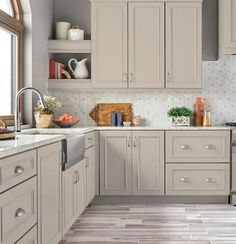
[48,79,92,89]
[48,40,91,53]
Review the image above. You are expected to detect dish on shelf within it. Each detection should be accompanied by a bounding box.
[53,113,79,128]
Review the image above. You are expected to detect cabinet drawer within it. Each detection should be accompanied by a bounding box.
[165,131,230,162]
[85,132,95,149]
[166,163,230,195]
[0,177,37,244]
[16,225,37,244]
[0,150,37,193]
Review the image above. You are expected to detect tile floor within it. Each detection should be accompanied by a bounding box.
[60,204,236,244]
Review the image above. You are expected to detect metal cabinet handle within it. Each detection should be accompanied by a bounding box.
[123,72,127,83]
[180,145,190,149]
[166,72,172,83]
[127,136,131,147]
[15,208,25,218]
[133,137,137,147]
[205,145,215,149]
[15,166,24,175]
[61,151,66,164]
[180,177,191,183]
[73,171,77,184]
[85,156,89,168]
[88,137,93,143]
[205,178,215,183]
[77,171,80,183]
[129,73,133,83]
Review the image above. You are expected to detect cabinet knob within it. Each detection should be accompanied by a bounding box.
[73,171,78,184]
[133,137,137,147]
[15,166,24,175]
[205,145,215,149]
[205,177,215,183]
[15,208,25,218]
[180,145,190,149]
[127,136,131,147]
[85,156,89,168]
[180,177,191,183]
[88,137,93,143]
[166,72,172,83]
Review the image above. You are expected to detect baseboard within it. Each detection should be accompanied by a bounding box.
[93,195,230,205]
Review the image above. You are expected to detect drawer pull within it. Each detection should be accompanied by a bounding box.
[205,145,215,149]
[15,166,24,175]
[180,177,191,183]
[88,137,93,143]
[180,145,190,149]
[15,208,25,218]
[205,178,215,183]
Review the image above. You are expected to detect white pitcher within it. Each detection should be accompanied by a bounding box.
[68,58,89,79]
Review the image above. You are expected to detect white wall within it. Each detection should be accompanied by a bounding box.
[22,0,54,124]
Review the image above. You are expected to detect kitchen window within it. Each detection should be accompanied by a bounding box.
[0,0,23,125]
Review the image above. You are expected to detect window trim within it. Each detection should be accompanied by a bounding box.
[0,0,23,126]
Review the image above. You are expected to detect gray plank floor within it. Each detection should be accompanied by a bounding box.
[60,204,236,244]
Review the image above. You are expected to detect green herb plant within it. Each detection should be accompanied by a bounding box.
[167,106,193,117]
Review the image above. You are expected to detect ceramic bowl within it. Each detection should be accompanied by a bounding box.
[123,121,132,127]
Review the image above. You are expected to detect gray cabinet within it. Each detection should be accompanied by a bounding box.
[165,2,202,88]
[91,2,128,88]
[132,131,164,195]
[219,0,236,56]
[100,131,165,196]
[37,142,62,244]
[100,131,132,195]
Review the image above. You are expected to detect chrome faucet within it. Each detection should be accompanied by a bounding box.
[15,87,46,132]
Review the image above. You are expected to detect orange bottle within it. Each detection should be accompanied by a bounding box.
[193,97,204,126]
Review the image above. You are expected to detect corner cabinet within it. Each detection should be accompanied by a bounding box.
[99,131,165,195]
[91,0,202,89]
[219,0,236,56]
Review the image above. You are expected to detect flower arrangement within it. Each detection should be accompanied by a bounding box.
[34,95,62,115]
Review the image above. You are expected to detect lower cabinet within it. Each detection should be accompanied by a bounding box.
[100,130,165,195]
[62,160,86,235]
[166,163,230,195]
[37,142,62,244]
[16,226,37,244]
[0,177,37,244]
[85,145,96,205]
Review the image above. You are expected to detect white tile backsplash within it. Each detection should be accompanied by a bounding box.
[50,55,236,126]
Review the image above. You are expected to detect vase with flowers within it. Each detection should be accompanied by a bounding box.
[34,95,62,128]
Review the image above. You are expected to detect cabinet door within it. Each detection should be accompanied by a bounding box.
[91,2,128,88]
[166,2,202,88]
[100,131,132,195]
[16,225,37,244]
[128,2,164,88]
[37,142,62,244]
[62,165,77,235]
[132,131,164,195]
[76,160,86,217]
[219,0,236,56]
[85,146,95,205]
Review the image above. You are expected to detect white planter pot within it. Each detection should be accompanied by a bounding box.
[171,116,190,126]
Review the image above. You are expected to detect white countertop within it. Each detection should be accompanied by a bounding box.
[0,134,65,159]
[0,125,231,159]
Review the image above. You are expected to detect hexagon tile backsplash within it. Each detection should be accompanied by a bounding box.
[50,55,236,126]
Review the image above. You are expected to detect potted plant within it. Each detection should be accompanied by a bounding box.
[167,106,193,126]
[34,95,62,128]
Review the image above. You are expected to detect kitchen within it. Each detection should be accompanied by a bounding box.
[0,0,236,243]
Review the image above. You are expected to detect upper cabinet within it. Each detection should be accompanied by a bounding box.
[128,2,165,88]
[219,0,236,56]
[91,2,128,88]
[165,2,202,89]
[91,0,202,89]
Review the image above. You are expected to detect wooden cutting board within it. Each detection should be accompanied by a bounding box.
[89,103,132,126]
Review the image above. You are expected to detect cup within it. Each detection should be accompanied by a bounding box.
[56,22,71,40]
[68,26,84,41]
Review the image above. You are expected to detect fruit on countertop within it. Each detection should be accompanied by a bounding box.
[53,113,80,128]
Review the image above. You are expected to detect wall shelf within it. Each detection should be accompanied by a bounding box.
[48,40,91,53]
[48,79,92,89]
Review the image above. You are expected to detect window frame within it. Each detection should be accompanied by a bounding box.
[0,0,23,125]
